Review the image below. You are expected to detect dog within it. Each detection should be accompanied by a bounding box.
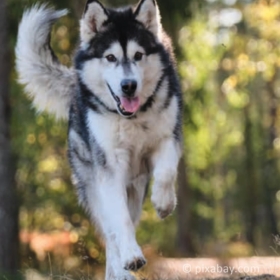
[16,0,183,279]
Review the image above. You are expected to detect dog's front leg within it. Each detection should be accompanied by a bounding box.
[87,173,145,279]
[151,138,182,219]
[105,239,137,280]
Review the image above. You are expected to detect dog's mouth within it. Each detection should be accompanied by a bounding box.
[107,84,140,117]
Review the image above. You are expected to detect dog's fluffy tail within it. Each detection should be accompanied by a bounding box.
[15,4,75,120]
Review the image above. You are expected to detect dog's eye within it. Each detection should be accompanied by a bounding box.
[134,52,143,61]
[106,54,117,62]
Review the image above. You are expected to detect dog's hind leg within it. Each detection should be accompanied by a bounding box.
[127,174,150,226]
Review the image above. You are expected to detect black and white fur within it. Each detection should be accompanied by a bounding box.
[16,0,183,279]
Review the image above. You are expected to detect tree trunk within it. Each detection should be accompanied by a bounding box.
[243,106,258,245]
[0,0,20,278]
[262,75,279,236]
[176,156,196,256]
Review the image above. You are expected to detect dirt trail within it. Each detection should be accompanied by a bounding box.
[25,257,280,280]
[134,257,280,280]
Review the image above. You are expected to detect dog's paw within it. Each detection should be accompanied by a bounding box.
[106,266,136,280]
[124,256,146,271]
[155,206,175,219]
[151,184,177,219]
[120,243,146,272]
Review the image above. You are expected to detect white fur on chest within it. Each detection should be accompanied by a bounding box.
[86,95,178,178]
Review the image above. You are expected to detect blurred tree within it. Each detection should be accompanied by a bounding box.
[0,0,20,278]
[176,157,196,256]
[220,0,280,246]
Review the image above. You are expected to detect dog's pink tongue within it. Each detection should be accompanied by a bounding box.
[120,96,140,113]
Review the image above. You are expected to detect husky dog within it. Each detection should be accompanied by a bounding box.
[16,0,182,279]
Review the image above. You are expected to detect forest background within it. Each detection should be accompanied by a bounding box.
[1,0,280,279]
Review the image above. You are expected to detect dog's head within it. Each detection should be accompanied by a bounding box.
[76,0,167,118]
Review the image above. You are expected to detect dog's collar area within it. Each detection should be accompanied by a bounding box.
[106,83,136,118]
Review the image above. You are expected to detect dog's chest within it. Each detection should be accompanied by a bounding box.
[87,111,170,165]
[119,119,156,148]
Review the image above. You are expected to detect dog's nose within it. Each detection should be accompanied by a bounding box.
[121,79,137,96]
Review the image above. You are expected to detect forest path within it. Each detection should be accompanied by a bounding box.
[136,257,280,280]
[24,257,280,280]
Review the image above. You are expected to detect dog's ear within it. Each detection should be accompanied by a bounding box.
[134,0,161,38]
[80,0,108,45]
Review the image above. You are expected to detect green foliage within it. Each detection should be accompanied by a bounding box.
[179,0,280,252]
